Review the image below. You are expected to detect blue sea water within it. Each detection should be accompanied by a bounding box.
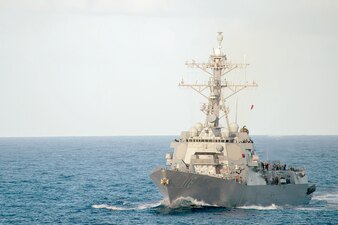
[0,136,337,224]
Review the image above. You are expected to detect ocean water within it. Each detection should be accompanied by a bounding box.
[0,136,337,224]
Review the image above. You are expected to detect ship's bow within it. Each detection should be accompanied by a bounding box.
[150,168,170,199]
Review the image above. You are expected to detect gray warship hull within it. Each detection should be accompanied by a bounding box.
[149,33,315,207]
[150,168,312,207]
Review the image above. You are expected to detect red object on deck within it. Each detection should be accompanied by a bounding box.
[242,153,245,158]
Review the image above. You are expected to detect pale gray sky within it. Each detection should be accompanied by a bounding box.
[0,0,337,137]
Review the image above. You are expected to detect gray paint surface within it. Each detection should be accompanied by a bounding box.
[151,168,311,207]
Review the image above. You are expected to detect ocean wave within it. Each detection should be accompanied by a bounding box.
[167,197,281,211]
[237,204,280,210]
[312,193,338,204]
[294,192,338,211]
[136,201,163,210]
[93,193,338,212]
[312,192,338,207]
[166,197,219,208]
[92,204,127,211]
[294,207,322,211]
[93,197,221,211]
[92,201,162,211]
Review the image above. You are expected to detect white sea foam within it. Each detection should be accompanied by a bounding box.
[92,200,163,211]
[168,196,219,208]
[92,204,127,211]
[312,192,338,209]
[135,201,163,210]
[294,192,338,211]
[237,204,280,210]
[312,193,338,204]
[295,207,322,211]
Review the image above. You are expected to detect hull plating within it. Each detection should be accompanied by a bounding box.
[150,168,311,207]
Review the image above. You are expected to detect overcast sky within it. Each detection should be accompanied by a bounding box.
[0,0,337,137]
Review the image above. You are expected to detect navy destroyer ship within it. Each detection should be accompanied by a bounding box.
[150,32,316,207]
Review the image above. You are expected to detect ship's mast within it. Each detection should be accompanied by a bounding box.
[179,32,257,130]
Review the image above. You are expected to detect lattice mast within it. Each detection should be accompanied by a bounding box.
[179,32,257,130]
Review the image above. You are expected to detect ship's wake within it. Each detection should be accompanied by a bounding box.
[92,192,338,212]
[154,197,230,214]
[167,197,280,210]
[312,192,338,205]
[92,201,163,211]
[92,198,282,212]
[237,204,280,210]
[159,197,282,212]
[308,192,338,210]
[166,197,219,208]
[92,197,223,212]
[239,193,338,211]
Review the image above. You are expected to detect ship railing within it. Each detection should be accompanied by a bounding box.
[186,137,233,143]
[288,164,306,172]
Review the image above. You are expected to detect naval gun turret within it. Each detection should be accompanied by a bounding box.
[150,33,315,207]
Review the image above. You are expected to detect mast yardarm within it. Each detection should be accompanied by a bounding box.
[179,32,258,130]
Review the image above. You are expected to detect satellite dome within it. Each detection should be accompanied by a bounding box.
[207,114,217,123]
[229,122,239,133]
[195,123,203,132]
